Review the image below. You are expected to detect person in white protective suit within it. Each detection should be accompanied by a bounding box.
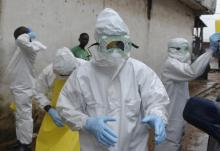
[35,47,86,114]
[155,35,220,151]
[56,8,169,151]
[34,47,85,151]
[6,26,47,151]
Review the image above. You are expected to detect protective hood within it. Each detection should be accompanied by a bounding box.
[53,47,78,76]
[167,38,191,64]
[94,8,129,41]
[92,8,130,67]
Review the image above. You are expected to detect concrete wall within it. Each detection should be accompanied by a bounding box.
[0,0,194,98]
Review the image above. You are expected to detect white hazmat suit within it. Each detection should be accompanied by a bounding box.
[35,47,86,109]
[8,33,46,144]
[57,8,169,151]
[34,47,84,151]
[155,38,213,151]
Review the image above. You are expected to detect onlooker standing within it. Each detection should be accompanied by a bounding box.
[71,33,91,60]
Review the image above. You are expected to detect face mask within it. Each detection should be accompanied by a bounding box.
[179,44,189,55]
[111,49,123,58]
[100,35,132,60]
[168,43,191,63]
[88,35,138,66]
[181,52,191,64]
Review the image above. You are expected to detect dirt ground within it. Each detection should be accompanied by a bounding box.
[182,72,220,151]
[1,72,220,151]
[147,72,220,151]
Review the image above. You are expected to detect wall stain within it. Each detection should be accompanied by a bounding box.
[0,0,2,19]
[103,0,106,9]
[0,0,3,79]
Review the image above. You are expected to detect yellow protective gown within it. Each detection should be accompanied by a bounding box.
[35,78,80,151]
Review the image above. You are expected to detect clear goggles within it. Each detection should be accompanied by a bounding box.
[88,35,139,53]
[99,35,132,53]
[169,43,189,54]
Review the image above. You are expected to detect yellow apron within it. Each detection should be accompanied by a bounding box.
[9,102,16,110]
[35,78,80,151]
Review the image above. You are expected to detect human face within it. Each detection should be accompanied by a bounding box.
[79,34,89,48]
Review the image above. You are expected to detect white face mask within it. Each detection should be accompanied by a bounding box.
[100,49,129,66]
[111,49,122,58]
[180,52,191,64]
[90,35,132,67]
[110,48,130,58]
[168,43,191,63]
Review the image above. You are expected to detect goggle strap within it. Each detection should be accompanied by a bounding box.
[88,42,99,49]
[132,43,139,49]
[89,42,139,49]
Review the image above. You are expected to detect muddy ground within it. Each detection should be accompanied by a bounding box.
[148,72,220,151]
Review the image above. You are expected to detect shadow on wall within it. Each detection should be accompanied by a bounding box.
[0,0,1,17]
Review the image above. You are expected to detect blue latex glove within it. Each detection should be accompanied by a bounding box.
[84,116,118,148]
[209,33,220,52]
[48,108,64,127]
[142,115,166,145]
[28,32,37,40]
[27,27,33,33]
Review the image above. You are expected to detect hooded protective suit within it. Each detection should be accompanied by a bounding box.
[35,47,86,109]
[155,38,213,151]
[8,33,46,144]
[34,47,85,151]
[56,8,169,151]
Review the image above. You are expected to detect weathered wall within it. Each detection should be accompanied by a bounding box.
[0,0,194,96]
[0,0,3,81]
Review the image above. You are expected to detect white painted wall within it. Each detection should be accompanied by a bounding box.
[0,0,194,99]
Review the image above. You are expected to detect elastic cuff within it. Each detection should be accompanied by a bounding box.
[81,116,90,131]
[44,105,52,112]
[144,112,168,125]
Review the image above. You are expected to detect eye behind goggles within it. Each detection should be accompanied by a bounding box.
[106,41,125,50]
[169,45,189,51]
[88,36,139,52]
[169,47,181,50]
